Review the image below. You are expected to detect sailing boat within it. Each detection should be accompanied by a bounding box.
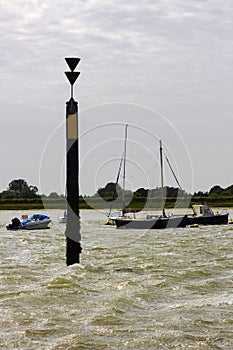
[105,124,130,225]
[115,140,188,229]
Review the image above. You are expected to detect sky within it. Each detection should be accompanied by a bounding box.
[0,0,233,196]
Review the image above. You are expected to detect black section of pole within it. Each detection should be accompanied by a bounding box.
[64,57,82,266]
[65,97,82,266]
[66,237,82,265]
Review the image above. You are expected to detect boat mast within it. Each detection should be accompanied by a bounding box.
[159,140,166,217]
[122,124,128,215]
[107,154,124,218]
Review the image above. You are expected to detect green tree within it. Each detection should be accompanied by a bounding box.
[209,185,223,195]
[8,179,28,193]
[222,185,233,196]
[21,185,39,198]
[48,192,60,198]
[97,182,121,198]
[7,179,39,198]
[135,188,148,197]
[193,191,208,197]
[1,190,17,199]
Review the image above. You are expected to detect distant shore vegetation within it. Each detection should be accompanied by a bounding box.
[0,179,233,210]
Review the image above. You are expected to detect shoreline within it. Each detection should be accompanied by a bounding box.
[1,196,233,210]
[0,203,233,211]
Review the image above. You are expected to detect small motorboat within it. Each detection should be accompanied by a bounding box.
[59,210,67,223]
[187,205,229,226]
[6,214,51,230]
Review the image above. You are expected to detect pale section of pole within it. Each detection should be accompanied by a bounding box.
[64,57,82,266]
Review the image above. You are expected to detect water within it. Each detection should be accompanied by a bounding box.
[1,209,233,350]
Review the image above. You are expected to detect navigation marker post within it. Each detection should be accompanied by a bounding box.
[64,57,82,266]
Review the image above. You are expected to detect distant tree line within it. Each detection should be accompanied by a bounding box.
[95,182,233,199]
[0,179,65,199]
[194,184,233,197]
[1,179,233,209]
[85,182,233,209]
[1,179,232,200]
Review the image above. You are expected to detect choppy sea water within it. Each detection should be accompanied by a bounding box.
[1,209,233,350]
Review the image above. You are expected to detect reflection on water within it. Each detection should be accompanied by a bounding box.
[1,209,233,349]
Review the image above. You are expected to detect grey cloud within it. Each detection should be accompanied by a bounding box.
[0,0,233,193]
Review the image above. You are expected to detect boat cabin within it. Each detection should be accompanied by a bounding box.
[192,205,214,217]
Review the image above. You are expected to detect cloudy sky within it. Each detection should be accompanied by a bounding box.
[1,0,233,196]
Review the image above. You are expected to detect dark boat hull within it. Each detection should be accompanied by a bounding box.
[187,213,229,226]
[115,215,188,229]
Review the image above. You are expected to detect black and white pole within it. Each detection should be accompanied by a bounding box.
[64,57,82,266]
